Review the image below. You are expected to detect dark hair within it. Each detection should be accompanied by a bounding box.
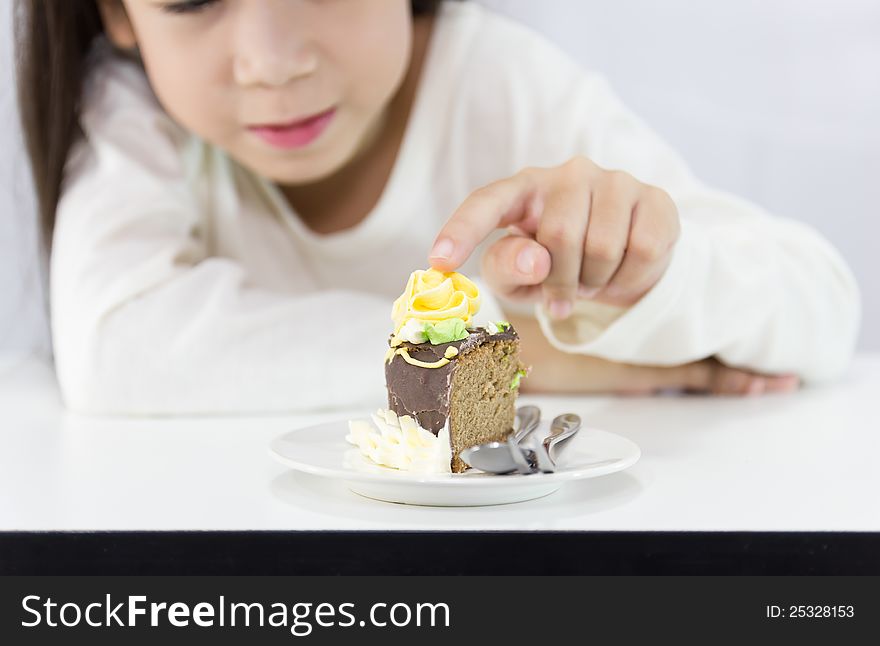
[15,0,447,257]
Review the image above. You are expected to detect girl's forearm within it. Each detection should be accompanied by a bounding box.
[505,311,800,396]
[504,311,694,394]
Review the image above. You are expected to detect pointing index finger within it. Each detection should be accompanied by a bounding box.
[429,172,540,272]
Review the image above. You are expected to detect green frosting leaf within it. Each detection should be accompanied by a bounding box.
[510,368,527,390]
[497,321,511,331]
[424,319,469,345]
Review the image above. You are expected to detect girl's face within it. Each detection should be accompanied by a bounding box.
[105,0,413,184]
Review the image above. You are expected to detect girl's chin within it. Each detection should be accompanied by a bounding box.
[232,121,371,185]
[245,151,354,186]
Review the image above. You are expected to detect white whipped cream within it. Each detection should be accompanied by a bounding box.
[395,318,428,344]
[473,319,509,335]
[346,408,452,473]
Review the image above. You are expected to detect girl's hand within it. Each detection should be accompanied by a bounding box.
[429,156,680,319]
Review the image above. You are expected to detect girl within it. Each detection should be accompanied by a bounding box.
[16,0,859,414]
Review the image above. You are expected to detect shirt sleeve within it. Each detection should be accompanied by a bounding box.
[467,18,861,383]
[51,61,390,415]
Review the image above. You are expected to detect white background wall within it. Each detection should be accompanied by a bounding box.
[2,0,878,359]
[1,1,47,359]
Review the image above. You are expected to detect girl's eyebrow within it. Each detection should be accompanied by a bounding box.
[154,0,221,15]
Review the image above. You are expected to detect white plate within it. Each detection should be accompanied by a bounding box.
[269,420,640,506]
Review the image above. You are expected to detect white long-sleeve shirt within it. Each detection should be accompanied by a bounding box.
[51,1,860,415]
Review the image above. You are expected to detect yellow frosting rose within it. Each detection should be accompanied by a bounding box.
[391,268,481,334]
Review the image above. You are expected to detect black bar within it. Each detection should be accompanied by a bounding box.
[1,575,877,644]
[2,531,879,575]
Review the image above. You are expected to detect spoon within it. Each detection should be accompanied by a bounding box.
[532,413,582,473]
[460,412,582,475]
[458,406,541,475]
[511,405,541,444]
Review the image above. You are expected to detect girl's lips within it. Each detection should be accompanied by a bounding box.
[248,108,336,150]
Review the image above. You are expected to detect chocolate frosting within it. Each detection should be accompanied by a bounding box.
[385,325,519,434]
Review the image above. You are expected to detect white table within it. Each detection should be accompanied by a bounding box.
[2,354,878,533]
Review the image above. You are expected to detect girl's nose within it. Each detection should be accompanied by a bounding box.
[234,48,318,87]
[232,3,318,87]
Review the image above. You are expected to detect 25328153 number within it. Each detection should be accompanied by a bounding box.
[788,605,854,618]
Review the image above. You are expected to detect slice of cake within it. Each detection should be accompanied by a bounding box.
[347,268,528,473]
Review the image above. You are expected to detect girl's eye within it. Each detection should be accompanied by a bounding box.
[161,0,220,15]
